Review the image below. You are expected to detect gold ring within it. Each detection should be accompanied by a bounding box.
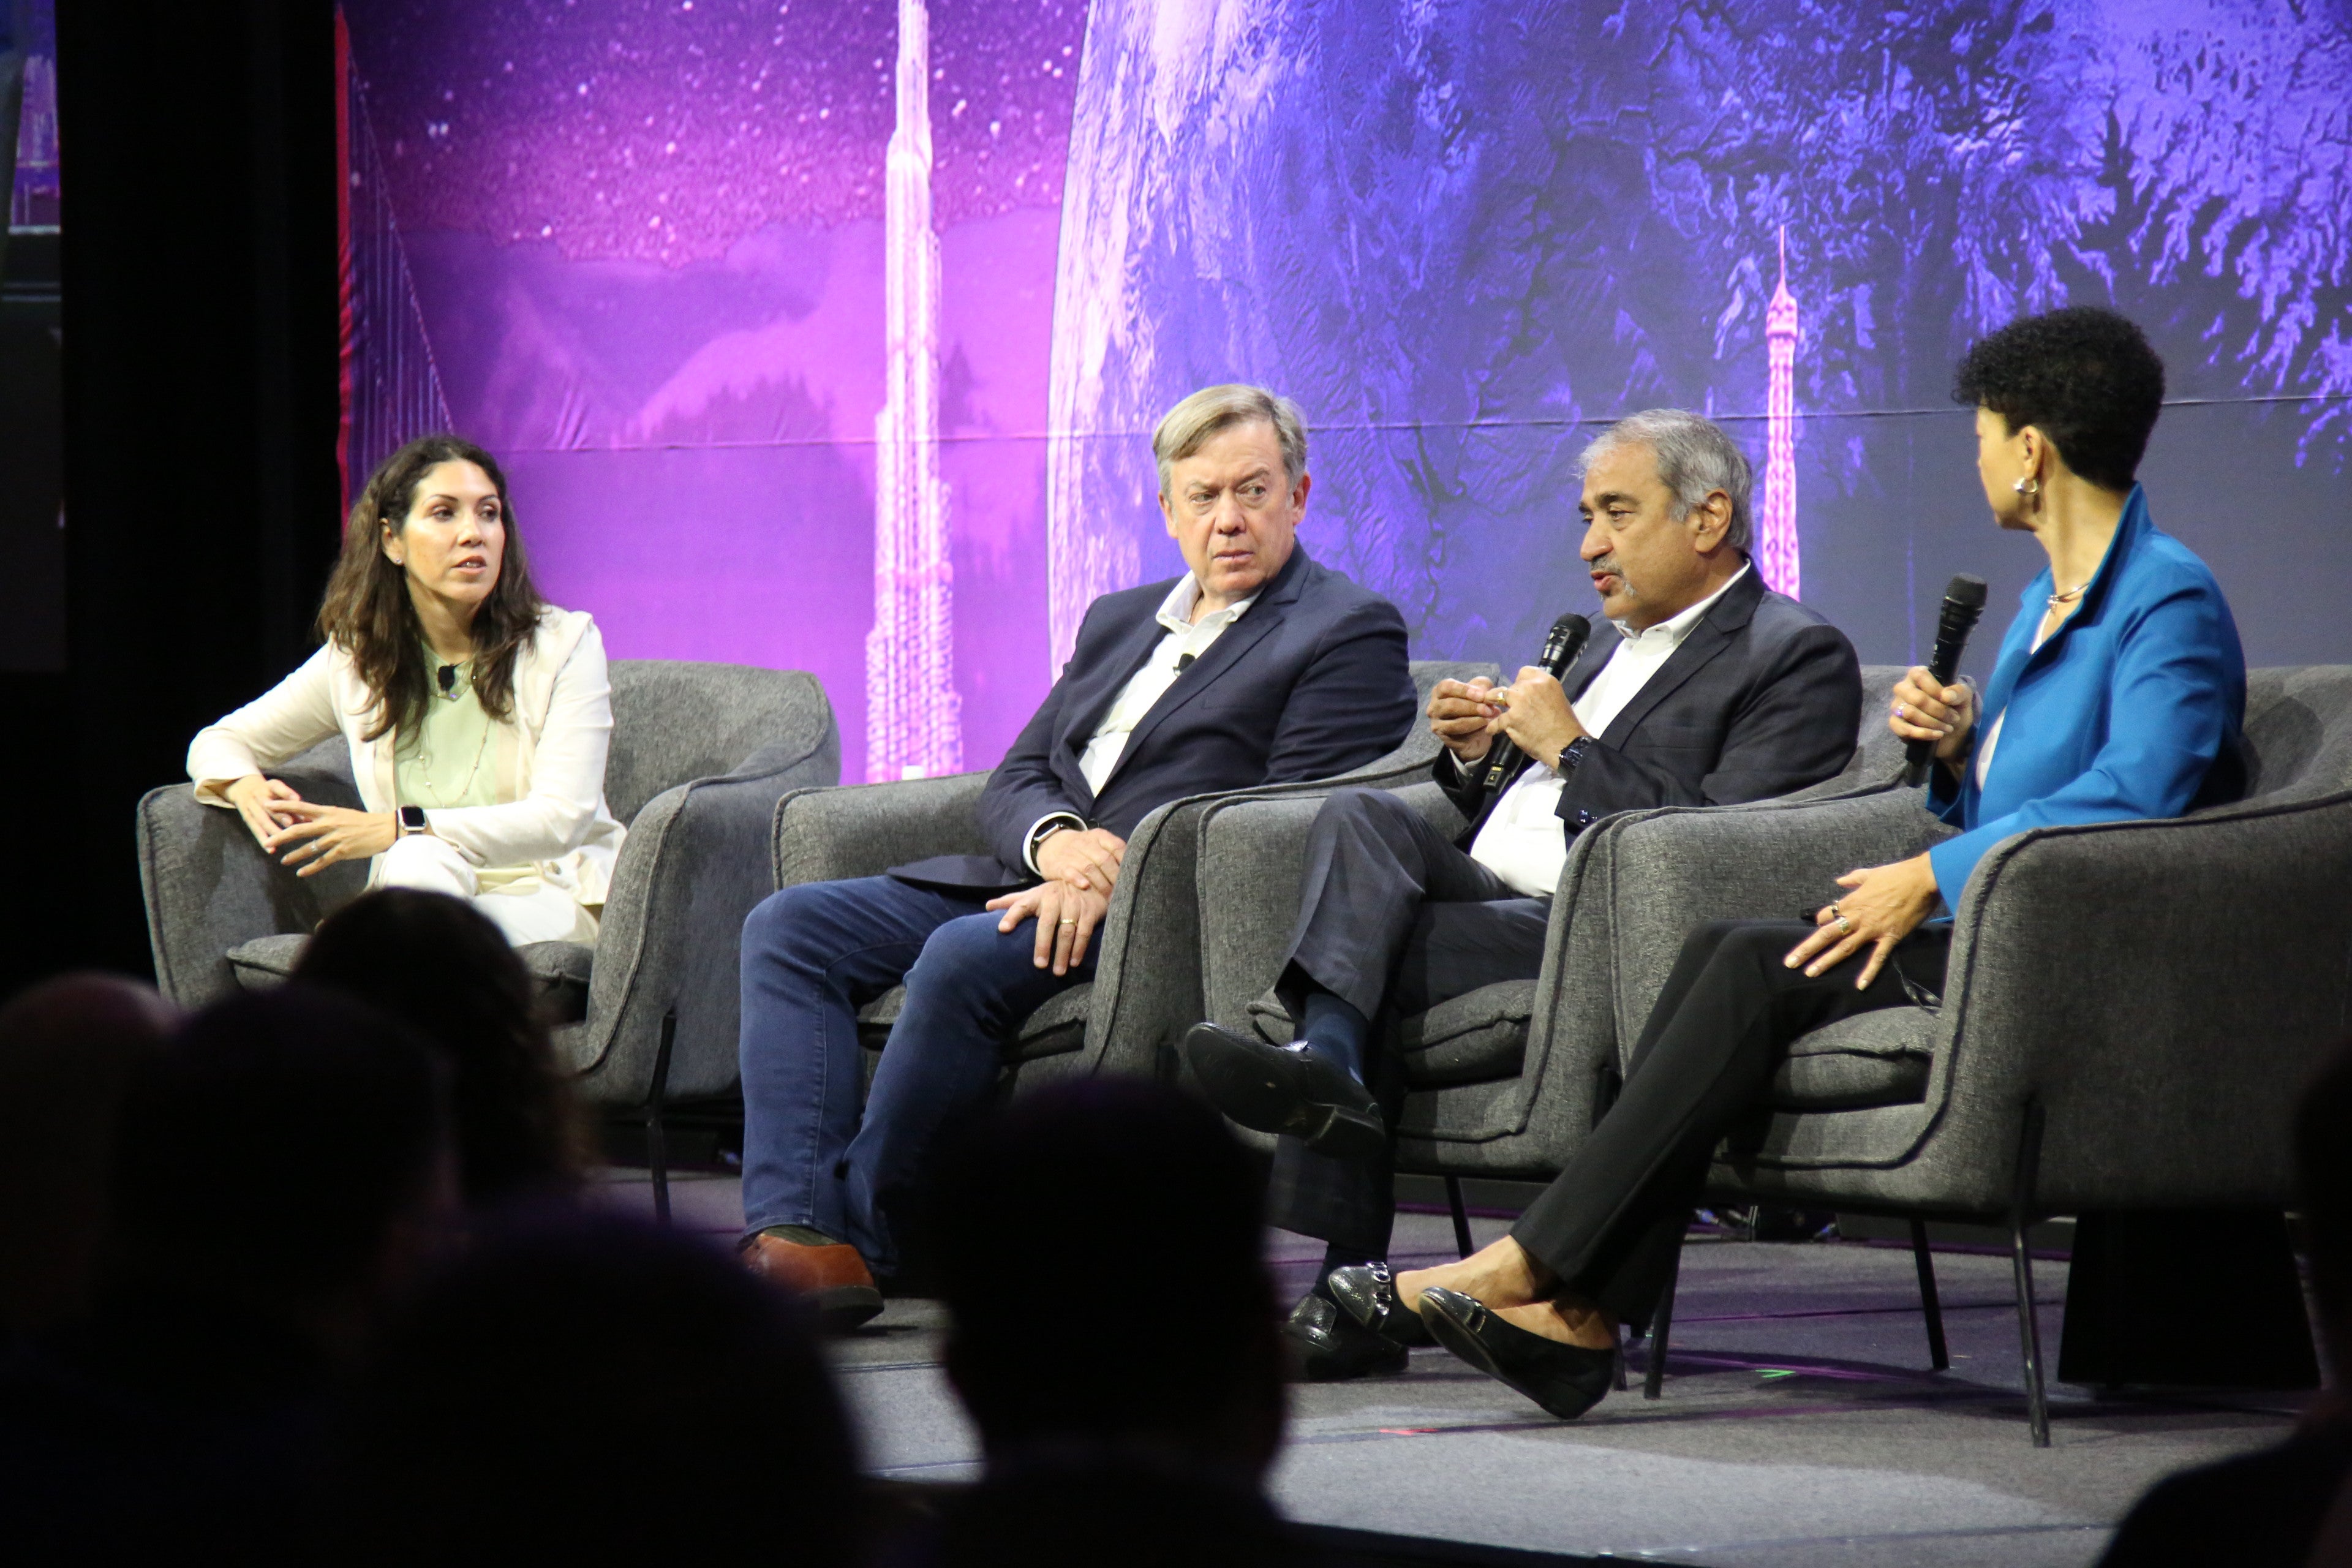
[1058,918,1077,925]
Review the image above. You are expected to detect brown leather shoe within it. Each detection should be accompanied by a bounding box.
[741,1228,883,1331]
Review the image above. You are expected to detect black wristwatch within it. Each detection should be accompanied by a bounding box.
[1026,813,1084,867]
[397,804,429,836]
[1556,736,1594,772]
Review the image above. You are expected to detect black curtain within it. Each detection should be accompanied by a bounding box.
[0,2,339,998]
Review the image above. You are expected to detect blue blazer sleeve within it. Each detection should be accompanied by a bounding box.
[1925,572,2242,910]
[1255,597,1414,785]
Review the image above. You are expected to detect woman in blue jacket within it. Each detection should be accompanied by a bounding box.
[1320,307,2246,1419]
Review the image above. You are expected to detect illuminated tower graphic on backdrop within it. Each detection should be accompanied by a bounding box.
[1758,227,1801,600]
[864,0,962,782]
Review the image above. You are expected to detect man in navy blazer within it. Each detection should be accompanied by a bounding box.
[736,385,1415,1322]
[1181,409,1862,1379]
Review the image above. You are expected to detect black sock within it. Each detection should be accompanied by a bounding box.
[1299,988,1370,1084]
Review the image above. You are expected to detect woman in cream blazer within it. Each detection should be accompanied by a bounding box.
[189,435,624,947]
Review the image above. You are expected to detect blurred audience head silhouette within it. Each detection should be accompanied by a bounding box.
[1,984,451,1561]
[0,974,177,1336]
[918,1079,1302,1566]
[334,1208,858,1566]
[295,888,588,1207]
[104,984,456,1350]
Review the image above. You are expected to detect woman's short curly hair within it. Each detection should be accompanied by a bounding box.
[1952,306,2166,492]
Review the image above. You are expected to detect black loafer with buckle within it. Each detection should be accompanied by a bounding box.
[1325,1261,1434,1350]
[1281,1289,1411,1381]
[1417,1286,1616,1420]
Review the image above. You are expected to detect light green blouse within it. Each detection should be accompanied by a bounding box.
[394,662,535,894]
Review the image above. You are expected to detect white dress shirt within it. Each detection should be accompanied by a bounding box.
[1463,565,1751,897]
[1024,575,1257,870]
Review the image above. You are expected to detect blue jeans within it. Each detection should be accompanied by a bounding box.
[736,875,1093,1272]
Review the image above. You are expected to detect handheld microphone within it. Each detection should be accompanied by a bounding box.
[1903,574,1989,787]
[1480,613,1593,793]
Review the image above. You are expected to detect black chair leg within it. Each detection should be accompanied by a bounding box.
[1444,1175,1475,1260]
[2009,1102,2051,1447]
[644,1011,678,1227]
[1644,1240,1684,1400]
[1910,1218,1950,1371]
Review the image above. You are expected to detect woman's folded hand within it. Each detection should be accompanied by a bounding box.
[1784,853,1942,989]
[222,773,305,849]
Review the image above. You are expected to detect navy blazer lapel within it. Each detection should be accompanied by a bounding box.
[1098,548,1311,794]
[1562,634,1618,704]
[1596,569,1764,747]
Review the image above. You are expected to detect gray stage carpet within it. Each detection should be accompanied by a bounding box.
[603,1171,2307,1568]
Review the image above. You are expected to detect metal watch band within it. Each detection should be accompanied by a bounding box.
[1028,813,1082,858]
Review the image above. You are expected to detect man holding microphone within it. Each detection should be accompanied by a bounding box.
[1182,408,1864,1381]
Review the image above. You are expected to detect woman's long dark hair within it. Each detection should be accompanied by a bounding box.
[320,435,547,744]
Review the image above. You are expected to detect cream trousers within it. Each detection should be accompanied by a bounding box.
[377,834,598,947]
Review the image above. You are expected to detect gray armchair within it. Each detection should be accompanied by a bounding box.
[767,661,1496,1101]
[1591,665,2352,1442]
[137,660,841,1209]
[1193,665,1914,1249]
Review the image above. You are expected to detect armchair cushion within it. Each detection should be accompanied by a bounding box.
[855,981,1091,1064]
[1760,1008,1935,1112]
[1393,980,1539,1087]
[225,933,596,1024]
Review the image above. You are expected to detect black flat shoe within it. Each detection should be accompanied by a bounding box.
[1281,1291,1409,1381]
[1181,1022,1385,1159]
[1325,1262,1433,1349]
[1417,1287,1616,1420]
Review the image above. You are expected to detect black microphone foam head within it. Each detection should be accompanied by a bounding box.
[1946,574,1989,612]
[1540,613,1591,673]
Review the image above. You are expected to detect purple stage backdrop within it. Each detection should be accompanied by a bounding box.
[339,0,2352,786]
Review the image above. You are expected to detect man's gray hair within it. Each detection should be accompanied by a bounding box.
[1578,409,1754,552]
[1153,385,1308,496]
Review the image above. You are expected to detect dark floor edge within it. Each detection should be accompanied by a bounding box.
[1295,1521,1613,1567]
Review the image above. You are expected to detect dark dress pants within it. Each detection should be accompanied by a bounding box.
[737,875,1092,1273]
[1266,788,1551,1256]
[1509,919,1951,1331]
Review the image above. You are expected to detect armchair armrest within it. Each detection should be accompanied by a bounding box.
[1598,785,1952,1049]
[137,761,368,1009]
[1067,794,1214,1080]
[770,770,995,890]
[1925,787,2352,1211]
[1461,816,1624,1153]
[1196,781,1463,1034]
[1074,745,1482,1087]
[569,729,842,1105]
